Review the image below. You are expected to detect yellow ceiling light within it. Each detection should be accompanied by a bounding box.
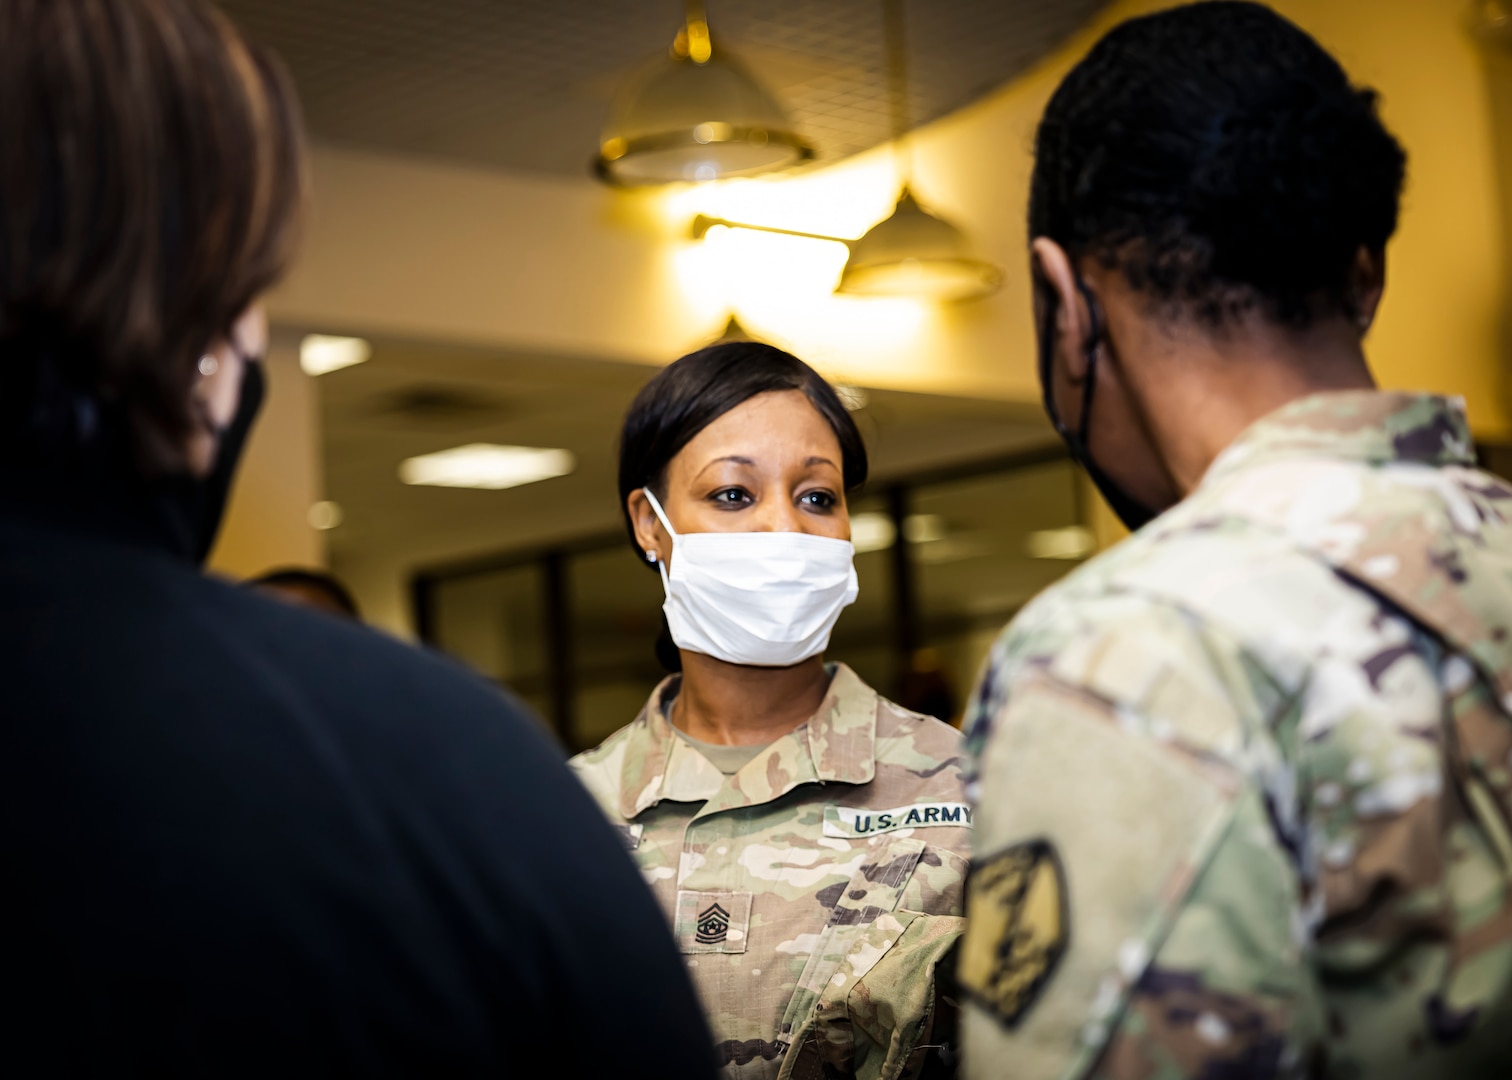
[842,0,999,300]
[594,0,812,186]
[690,188,1000,302]
[836,187,1001,300]
[684,0,1000,301]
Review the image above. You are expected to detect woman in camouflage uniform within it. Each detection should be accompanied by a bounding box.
[571,343,971,1079]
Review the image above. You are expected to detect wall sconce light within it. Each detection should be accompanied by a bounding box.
[594,0,812,185]
[691,187,1001,302]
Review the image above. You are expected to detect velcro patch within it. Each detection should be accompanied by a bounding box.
[958,839,1068,1027]
[822,802,973,838]
[675,890,752,954]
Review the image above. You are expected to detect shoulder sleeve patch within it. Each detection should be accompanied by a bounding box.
[959,839,1068,1027]
[962,674,1241,1079]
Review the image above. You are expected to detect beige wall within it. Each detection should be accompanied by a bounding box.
[208,335,326,580]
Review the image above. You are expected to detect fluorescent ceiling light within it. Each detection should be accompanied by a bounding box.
[399,444,575,490]
[851,511,952,553]
[1026,525,1096,561]
[307,500,343,530]
[902,513,947,545]
[300,334,371,376]
[850,511,896,554]
[915,538,988,565]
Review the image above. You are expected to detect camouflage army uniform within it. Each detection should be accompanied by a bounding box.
[570,663,971,1079]
[958,392,1512,1078]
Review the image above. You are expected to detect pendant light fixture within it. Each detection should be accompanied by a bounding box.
[594,0,813,185]
[687,0,1000,301]
[836,0,1001,300]
[713,313,756,342]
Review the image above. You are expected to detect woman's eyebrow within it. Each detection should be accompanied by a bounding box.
[693,455,756,481]
[806,456,839,469]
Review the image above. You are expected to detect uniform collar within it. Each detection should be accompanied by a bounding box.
[1182,389,1512,710]
[1201,391,1475,490]
[617,662,878,820]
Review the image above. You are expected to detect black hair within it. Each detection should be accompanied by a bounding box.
[1029,0,1407,327]
[617,341,868,672]
[248,567,361,619]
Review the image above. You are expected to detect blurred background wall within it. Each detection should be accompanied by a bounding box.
[207,0,1512,747]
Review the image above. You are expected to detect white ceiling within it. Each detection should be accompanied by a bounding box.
[219,0,1107,176]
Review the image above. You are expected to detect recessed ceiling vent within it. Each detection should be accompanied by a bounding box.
[374,385,509,429]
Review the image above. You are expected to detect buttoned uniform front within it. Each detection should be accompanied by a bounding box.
[959,392,1512,1079]
[571,663,972,1080]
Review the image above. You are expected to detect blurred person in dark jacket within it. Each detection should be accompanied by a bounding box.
[251,566,364,620]
[0,2,714,1076]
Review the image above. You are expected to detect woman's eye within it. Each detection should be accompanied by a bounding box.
[801,491,837,510]
[711,488,751,506]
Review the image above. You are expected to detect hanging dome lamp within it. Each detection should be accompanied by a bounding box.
[836,186,1001,301]
[594,0,813,185]
[836,0,1000,300]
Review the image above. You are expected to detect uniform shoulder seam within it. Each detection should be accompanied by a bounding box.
[569,718,641,767]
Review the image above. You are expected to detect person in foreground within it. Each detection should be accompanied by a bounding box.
[571,342,971,1079]
[0,2,713,1074]
[959,3,1512,1078]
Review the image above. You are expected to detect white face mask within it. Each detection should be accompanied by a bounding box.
[643,489,859,667]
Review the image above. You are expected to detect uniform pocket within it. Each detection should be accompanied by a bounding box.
[776,839,926,1062]
[898,845,970,917]
[788,912,967,1080]
[676,889,753,954]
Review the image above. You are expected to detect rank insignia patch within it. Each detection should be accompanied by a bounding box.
[695,903,730,945]
[959,839,1068,1027]
[675,890,752,954]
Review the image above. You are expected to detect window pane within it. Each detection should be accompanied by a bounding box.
[429,564,551,723]
[907,459,1083,722]
[827,492,895,695]
[567,543,667,752]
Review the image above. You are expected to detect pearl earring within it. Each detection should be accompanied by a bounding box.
[198,355,219,376]
[645,550,657,564]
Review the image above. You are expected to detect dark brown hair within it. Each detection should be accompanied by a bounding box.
[0,0,307,468]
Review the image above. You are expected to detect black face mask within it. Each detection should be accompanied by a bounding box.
[156,354,266,564]
[1037,278,1159,532]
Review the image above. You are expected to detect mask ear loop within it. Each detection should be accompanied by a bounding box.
[641,488,677,591]
[1036,274,1105,452]
[1073,277,1104,444]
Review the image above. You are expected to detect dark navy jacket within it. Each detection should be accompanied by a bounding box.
[1,493,714,1077]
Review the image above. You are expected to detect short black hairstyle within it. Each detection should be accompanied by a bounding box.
[1029,0,1407,327]
[617,341,869,548]
[248,567,360,619]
